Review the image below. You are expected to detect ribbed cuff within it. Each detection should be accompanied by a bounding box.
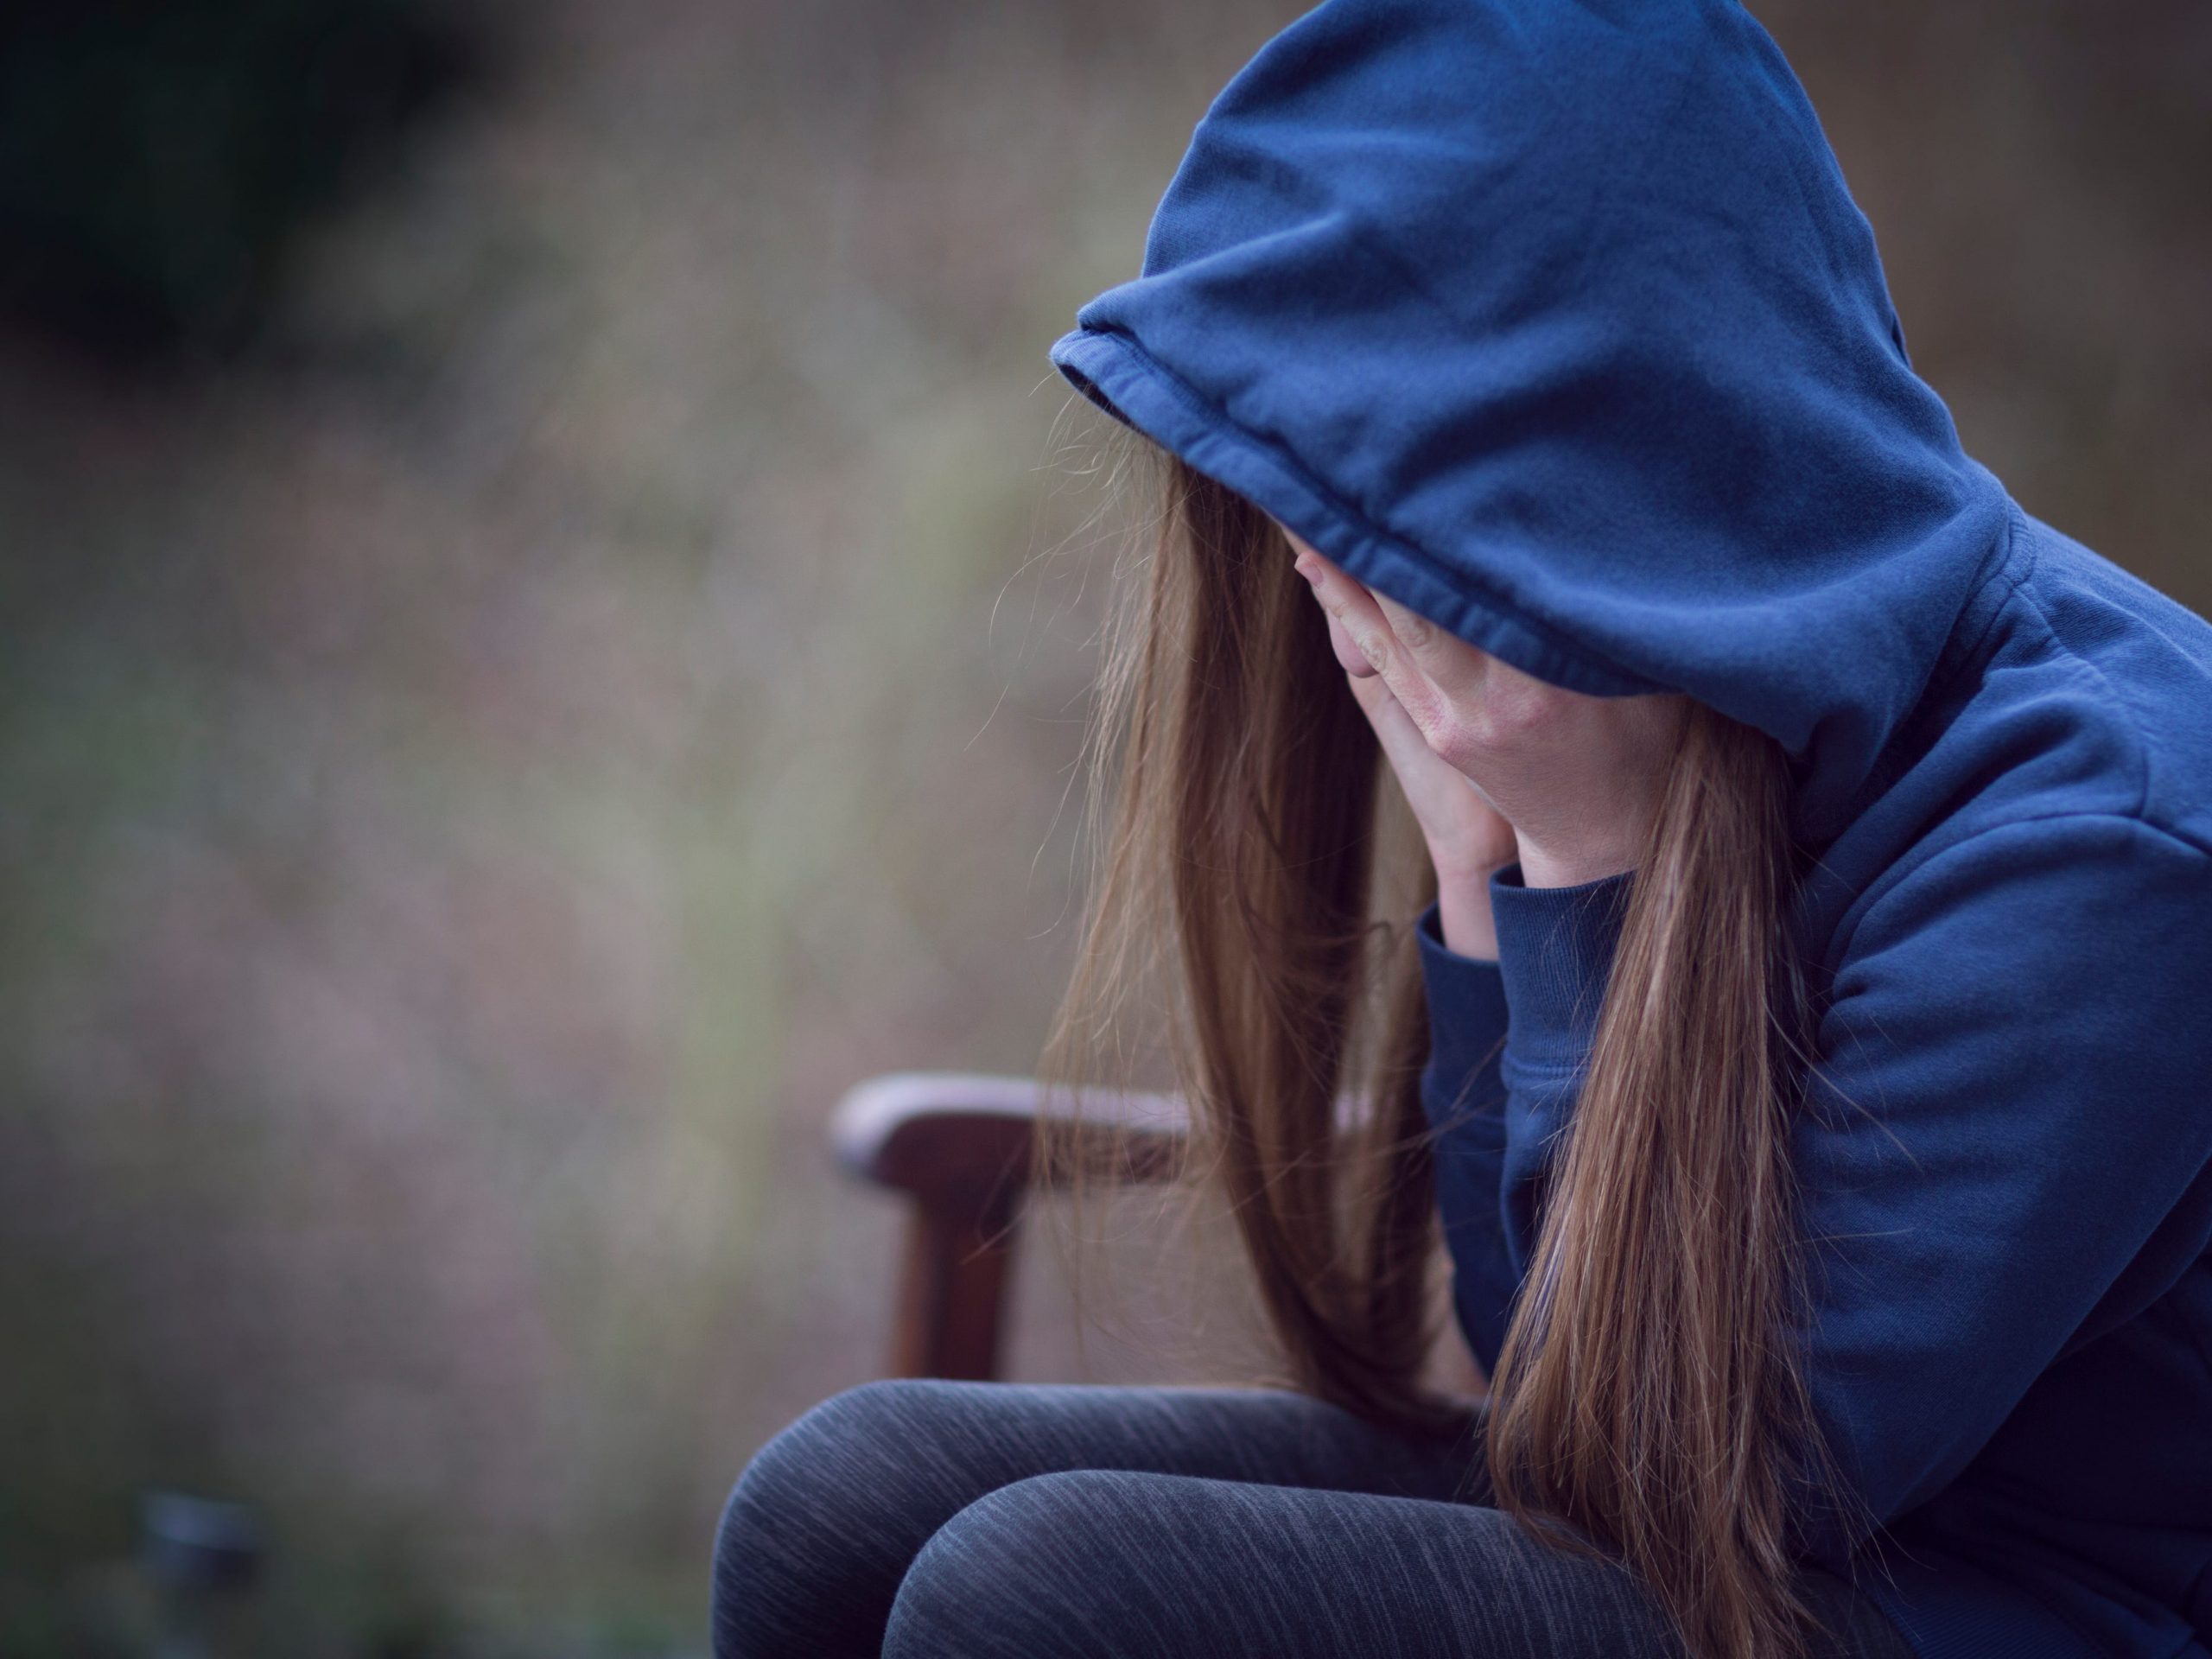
[1489,860,1635,1076]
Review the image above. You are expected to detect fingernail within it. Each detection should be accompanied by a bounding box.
[1294,556,1321,588]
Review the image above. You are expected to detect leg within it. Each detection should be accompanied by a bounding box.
[709,1377,1487,1658]
[882,1469,1916,1659]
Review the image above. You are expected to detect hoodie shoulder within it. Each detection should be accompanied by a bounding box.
[1929,509,2212,858]
[1801,502,2212,964]
[2010,512,2212,853]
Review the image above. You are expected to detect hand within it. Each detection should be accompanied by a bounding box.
[1339,627,1520,961]
[1285,530,1689,900]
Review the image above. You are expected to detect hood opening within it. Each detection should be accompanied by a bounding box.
[1047,0,2018,849]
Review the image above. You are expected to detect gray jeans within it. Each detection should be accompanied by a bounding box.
[711,1377,1916,1658]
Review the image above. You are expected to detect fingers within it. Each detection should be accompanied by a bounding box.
[1365,587,1485,700]
[1344,654,1433,776]
[1344,637,1519,868]
[1294,549,1442,728]
[1319,606,1371,677]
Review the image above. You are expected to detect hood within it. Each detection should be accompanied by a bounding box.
[1048,0,2019,850]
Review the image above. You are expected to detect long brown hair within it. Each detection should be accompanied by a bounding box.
[1035,436,1835,1659]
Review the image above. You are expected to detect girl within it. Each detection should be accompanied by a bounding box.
[713,3,2212,1656]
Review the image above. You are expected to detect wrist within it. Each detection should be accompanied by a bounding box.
[1514,838,1638,890]
[1432,856,1510,960]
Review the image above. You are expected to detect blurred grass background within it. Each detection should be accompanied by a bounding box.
[0,1,2204,1653]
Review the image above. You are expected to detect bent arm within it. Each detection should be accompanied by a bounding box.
[1415,817,2212,1573]
[1415,861,1635,1376]
[1783,813,2212,1567]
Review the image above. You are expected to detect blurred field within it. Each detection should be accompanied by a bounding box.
[0,1,2203,1653]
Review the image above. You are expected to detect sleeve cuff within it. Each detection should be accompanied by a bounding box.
[1488,860,1635,1076]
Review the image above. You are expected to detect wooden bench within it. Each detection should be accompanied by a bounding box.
[830,1071,1190,1381]
[830,1070,1484,1395]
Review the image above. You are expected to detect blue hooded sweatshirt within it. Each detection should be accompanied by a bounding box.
[1046,3,2212,1657]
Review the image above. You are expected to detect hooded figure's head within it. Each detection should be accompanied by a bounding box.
[1050,0,2015,851]
[1034,8,1974,1659]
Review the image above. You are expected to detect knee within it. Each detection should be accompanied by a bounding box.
[881,1470,1154,1659]
[712,1378,982,1659]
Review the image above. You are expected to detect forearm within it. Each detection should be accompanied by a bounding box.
[1414,894,1516,1375]
[1417,861,1638,1374]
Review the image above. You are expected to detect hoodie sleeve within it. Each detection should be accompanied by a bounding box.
[1417,817,2212,1572]
[1414,897,1514,1374]
[1786,811,2212,1569]
[1414,863,1636,1376]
